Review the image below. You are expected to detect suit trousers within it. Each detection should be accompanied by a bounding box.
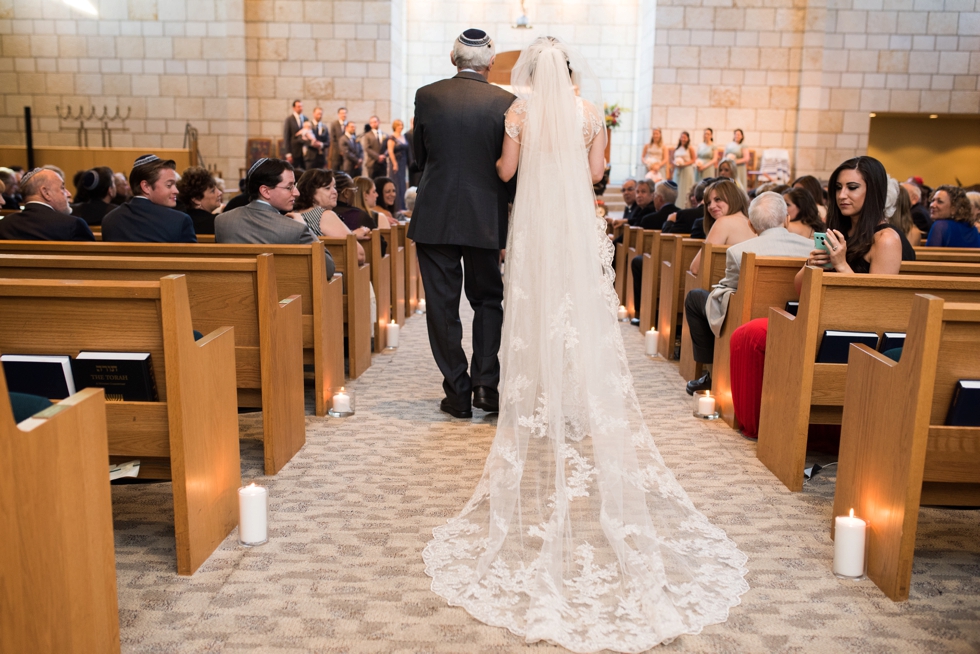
[684,288,715,364]
[416,243,503,410]
[630,254,644,315]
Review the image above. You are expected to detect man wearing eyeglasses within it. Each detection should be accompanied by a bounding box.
[215,158,334,276]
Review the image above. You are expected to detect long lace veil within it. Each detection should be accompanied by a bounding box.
[423,37,748,653]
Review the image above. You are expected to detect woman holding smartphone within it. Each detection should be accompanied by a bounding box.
[794,156,914,292]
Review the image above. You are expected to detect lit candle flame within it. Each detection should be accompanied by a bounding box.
[248,482,256,488]
[849,508,854,518]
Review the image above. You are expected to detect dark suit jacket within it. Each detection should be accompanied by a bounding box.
[690,217,706,239]
[328,120,346,169]
[283,113,308,164]
[661,204,703,234]
[70,199,115,226]
[637,202,678,231]
[911,203,932,234]
[339,134,363,175]
[102,197,197,243]
[309,121,329,168]
[0,202,95,241]
[188,207,217,235]
[404,129,421,187]
[623,202,640,226]
[408,72,516,250]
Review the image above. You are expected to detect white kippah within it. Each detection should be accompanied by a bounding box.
[133,154,161,168]
[247,158,269,178]
[18,167,43,186]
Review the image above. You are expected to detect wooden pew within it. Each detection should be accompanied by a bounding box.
[402,228,420,315]
[388,225,407,325]
[711,254,806,428]
[91,229,216,243]
[623,227,648,318]
[912,248,980,263]
[0,275,241,575]
[656,236,704,358]
[758,267,980,491]
[833,294,980,600]
[363,230,391,352]
[1,378,120,652]
[678,242,730,380]
[0,253,305,475]
[611,223,629,303]
[320,235,373,375]
[0,240,351,413]
[638,232,677,333]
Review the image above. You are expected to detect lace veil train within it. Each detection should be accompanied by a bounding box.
[422,37,749,653]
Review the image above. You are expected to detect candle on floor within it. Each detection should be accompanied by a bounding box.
[833,509,867,578]
[332,388,352,414]
[618,305,628,321]
[386,320,400,349]
[417,298,426,314]
[697,392,715,416]
[238,483,268,546]
[645,328,659,355]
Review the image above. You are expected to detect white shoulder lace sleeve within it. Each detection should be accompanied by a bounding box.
[581,100,604,145]
[504,99,527,144]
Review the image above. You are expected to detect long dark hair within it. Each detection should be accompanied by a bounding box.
[826,156,888,268]
[782,188,824,233]
[374,176,396,214]
[676,131,690,149]
[295,168,334,213]
[792,175,826,207]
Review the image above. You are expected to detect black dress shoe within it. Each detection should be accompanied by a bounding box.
[630,318,640,326]
[440,398,472,419]
[473,386,499,413]
[686,372,711,395]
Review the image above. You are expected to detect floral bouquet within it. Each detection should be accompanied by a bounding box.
[604,103,627,129]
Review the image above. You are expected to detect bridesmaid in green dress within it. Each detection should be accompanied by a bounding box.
[723,129,750,190]
[695,128,719,182]
[671,131,696,209]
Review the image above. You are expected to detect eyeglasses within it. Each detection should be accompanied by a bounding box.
[272,183,296,191]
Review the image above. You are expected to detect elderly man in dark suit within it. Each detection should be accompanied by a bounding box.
[101,155,196,242]
[282,100,307,166]
[338,122,364,176]
[408,28,515,419]
[215,158,335,277]
[0,168,94,241]
[327,107,348,171]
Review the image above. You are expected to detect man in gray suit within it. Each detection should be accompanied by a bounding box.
[684,192,813,393]
[408,29,515,419]
[338,122,364,176]
[327,107,347,171]
[360,116,387,178]
[215,158,335,277]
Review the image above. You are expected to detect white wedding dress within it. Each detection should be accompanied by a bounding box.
[422,38,749,654]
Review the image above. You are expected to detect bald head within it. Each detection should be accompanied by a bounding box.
[22,169,72,214]
[900,182,921,205]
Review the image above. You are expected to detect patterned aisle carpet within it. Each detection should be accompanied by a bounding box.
[112,305,980,653]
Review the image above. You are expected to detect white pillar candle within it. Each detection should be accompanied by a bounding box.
[332,389,352,413]
[417,298,426,313]
[645,329,659,355]
[617,305,628,321]
[833,509,867,577]
[386,320,399,348]
[698,393,716,416]
[238,483,268,545]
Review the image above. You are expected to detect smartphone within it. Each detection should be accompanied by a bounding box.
[813,232,835,269]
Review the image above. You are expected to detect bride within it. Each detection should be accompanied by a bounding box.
[422,37,749,653]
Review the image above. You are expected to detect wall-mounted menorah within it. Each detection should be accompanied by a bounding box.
[56,105,133,148]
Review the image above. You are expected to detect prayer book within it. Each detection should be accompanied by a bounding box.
[946,380,980,427]
[815,330,879,364]
[73,352,158,402]
[1,354,76,399]
[784,301,799,316]
[878,332,906,353]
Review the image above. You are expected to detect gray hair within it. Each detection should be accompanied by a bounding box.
[654,181,677,205]
[405,186,417,212]
[452,39,495,72]
[635,179,655,194]
[748,191,787,233]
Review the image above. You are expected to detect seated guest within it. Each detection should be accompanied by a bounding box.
[223,177,250,213]
[925,185,979,248]
[333,172,373,233]
[792,175,827,221]
[111,172,132,205]
[102,155,196,243]
[888,183,922,247]
[215,158,334,276]
[291,168,366,264]
[688,179,755,276]
[683,192,813,393]
[781,187,825,239]
[901,181,932,234]
[70,167,116,226]
[397,186,417,221]
[0,168,94,241]
[606,178,638,229]
[716,160,740,187]
[662,178,710,234]
[352,176,387,230]
[176,167,222,235]
[968,191,980,224]
[637,180,679,231]
[0,167,21,207]
[373,177,399,226]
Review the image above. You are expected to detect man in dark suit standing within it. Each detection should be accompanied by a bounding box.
[308,106,329,169]
[328,107,348,171]
[408,29,515,419]
[282,100,307,166]
[360,116,387,179]
[102,155,197,243]
[339,122,364,176]
[0,168,94,241]
[404,118,421,188]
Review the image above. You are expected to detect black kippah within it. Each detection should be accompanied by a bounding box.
[82,169,100,190]
[458,28,490,47]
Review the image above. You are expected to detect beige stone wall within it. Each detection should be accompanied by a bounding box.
[651,0,980,180]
